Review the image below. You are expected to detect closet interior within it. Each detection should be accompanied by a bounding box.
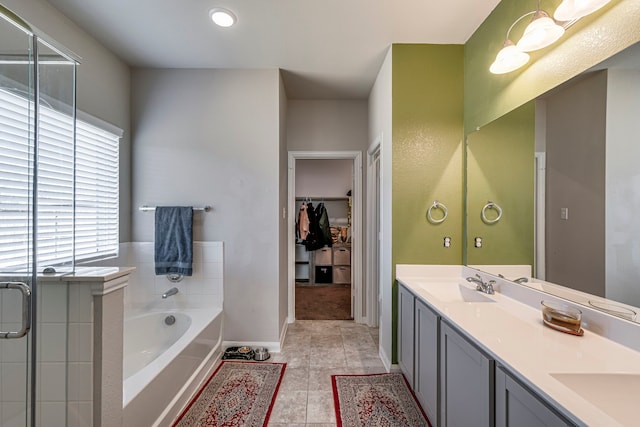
[294,159,353,320]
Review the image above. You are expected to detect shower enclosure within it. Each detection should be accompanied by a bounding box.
[0,6,77,426]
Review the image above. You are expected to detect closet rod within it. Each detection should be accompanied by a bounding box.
[296,196,350,201]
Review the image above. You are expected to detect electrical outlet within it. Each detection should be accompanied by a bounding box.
[474,237,482,248]
[443,237,451,248]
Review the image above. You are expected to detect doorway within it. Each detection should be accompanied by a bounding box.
[288,151,363,323]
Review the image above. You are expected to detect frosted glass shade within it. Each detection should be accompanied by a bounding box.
[516,11,565,52]
[554,0,612,21]
[490,42,530,74]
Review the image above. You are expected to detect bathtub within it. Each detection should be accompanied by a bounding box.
[122,307,223,427]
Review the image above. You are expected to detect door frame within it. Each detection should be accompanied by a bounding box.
[288,151,363,323]
[366,137,382,327]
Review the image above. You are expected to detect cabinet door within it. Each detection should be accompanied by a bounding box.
[398,284,415,387]
[415,299,439,425]
[496,367,572,427]
[440,322,493,427]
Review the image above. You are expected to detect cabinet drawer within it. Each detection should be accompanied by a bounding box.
[315,247,332,265]
[333,266,351,284]
[295,244,309,262]
[295,264,309,280]
[332,247,351,265]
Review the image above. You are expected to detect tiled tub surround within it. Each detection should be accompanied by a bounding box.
[397,265,640,427]
[87,242,225,426]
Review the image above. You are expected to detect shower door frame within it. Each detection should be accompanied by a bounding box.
[0,5,80,426]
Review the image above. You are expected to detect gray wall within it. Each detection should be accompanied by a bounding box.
[278,73,288,337]
[545,71,607,297]
[131,68,284,344]
[2,0,132,241]
[287,100,368,151]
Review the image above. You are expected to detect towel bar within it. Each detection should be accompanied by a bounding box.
[139,205,212,212]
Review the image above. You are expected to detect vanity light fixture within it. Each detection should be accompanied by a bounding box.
[210,7,237,28]
[490,0,611,74]
[554,0,612,21]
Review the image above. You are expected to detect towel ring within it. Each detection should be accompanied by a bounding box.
[481,201,503,224]
[427,201,448,224]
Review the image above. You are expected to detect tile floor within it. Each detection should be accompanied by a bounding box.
[267,320,386,426]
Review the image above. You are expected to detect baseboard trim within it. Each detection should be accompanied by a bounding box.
[379,345,392,373]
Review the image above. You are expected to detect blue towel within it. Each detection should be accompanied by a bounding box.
[154,206,193,276]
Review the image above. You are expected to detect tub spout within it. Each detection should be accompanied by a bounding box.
[162,287,179,299]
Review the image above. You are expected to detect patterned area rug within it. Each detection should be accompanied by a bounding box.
[173,361,286,427]
[332,373,431,427]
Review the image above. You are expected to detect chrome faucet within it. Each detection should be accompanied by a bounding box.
[466,274,495,295]
[513,277,529,284]
[162,287,179,299]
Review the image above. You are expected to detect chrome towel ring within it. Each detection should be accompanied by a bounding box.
[427,201,448,224]
[481,201,503,224]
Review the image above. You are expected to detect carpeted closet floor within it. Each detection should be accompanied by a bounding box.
[295,284,352,320]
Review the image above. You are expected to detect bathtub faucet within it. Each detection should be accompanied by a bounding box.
[162,287,179,299]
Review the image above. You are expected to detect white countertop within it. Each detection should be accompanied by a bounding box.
[397,265,640,427]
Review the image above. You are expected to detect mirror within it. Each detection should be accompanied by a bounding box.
[466,41,640,322]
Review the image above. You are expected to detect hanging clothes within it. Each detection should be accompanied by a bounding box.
[297,203,310,241]
[317,202,332,248]
[302,201,332,251]
[303,202,321,251]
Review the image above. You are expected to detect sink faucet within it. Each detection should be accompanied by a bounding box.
[466,274,495,295]
[162,287,179,299]
[513,277,529,284]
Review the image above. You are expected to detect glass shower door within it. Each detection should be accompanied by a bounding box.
[0,7,36,427]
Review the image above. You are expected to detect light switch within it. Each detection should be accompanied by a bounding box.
[560,207,569,220]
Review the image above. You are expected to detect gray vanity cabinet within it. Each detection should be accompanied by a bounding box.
[414,299,439,425]
[440,321,494,427]
[398,283,416,387]
[495,367,573,427]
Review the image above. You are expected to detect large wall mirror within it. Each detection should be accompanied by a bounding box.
[466,41,640,322]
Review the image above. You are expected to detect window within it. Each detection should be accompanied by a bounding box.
[0,87,120,272]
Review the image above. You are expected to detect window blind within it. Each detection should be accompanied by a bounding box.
[0,87,119,272]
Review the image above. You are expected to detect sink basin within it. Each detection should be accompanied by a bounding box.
[550,373,640,426]
[417,282,495,303]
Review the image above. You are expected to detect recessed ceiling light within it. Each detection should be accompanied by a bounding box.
[210,8,237,28]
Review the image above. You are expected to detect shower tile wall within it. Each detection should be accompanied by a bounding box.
[1,281,88,427]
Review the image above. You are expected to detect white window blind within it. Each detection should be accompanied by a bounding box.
[0,87,119,271]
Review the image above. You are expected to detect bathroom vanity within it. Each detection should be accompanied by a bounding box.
[397,265,640,427]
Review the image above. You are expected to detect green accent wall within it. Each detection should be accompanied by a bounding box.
[465,101,535,266]
[464,0,640,134]
[391,44,464,362]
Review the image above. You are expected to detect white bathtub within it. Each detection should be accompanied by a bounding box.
[122,307,223,427]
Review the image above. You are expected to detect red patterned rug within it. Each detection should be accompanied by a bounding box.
[332,373,431,427]
[172,361,286,427]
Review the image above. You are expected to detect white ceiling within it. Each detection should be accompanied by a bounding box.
[46,0,501,99]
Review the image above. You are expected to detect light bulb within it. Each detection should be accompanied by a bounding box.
[517,11,565,52]
[554,0,612,21]
[490,41,530,74]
